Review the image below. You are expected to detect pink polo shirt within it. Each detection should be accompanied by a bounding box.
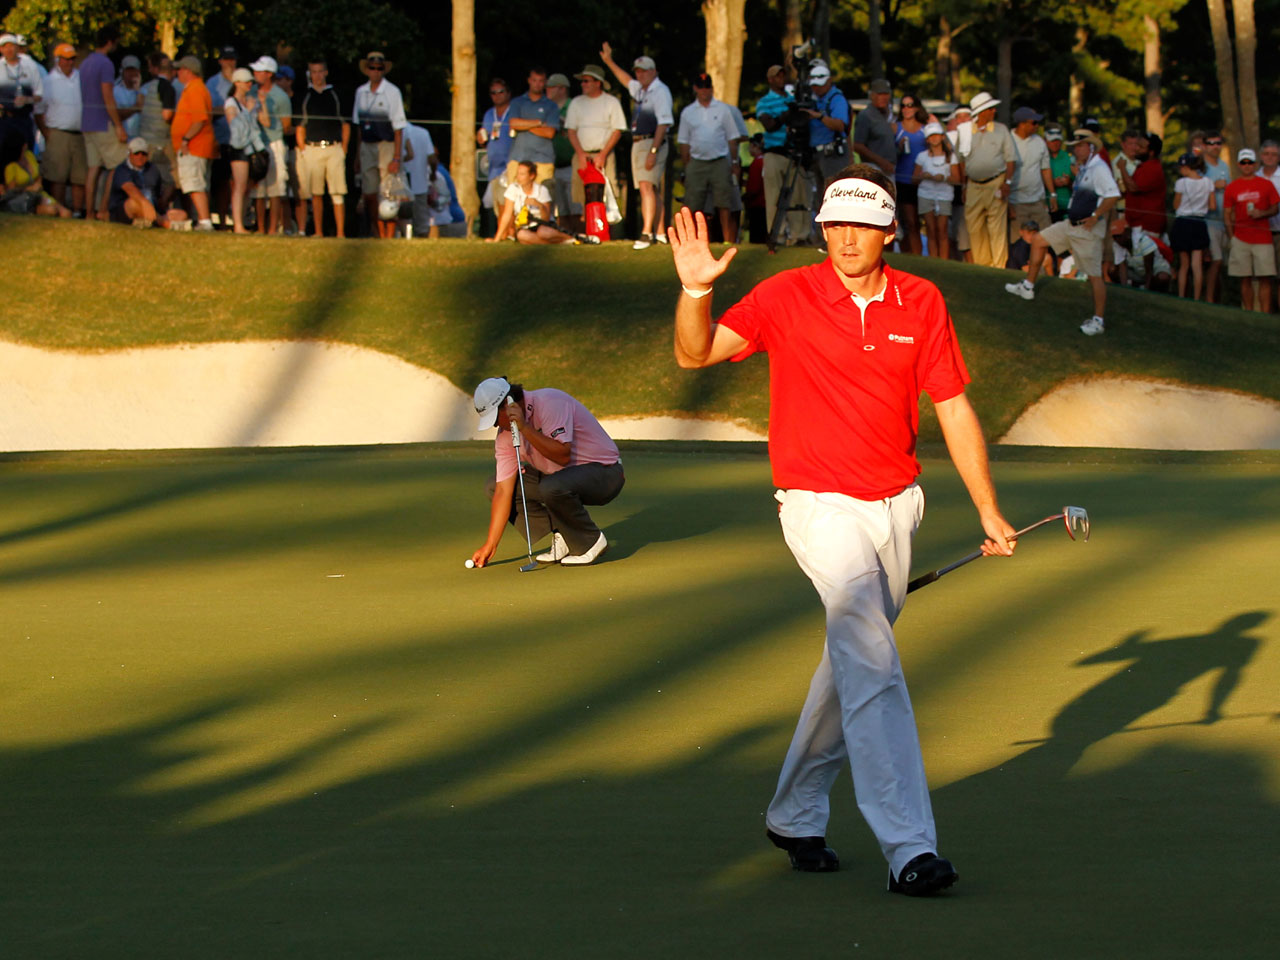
[718,260,970,500]
[494,387,621,482]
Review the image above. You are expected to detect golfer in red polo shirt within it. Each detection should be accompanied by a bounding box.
[671,163,1016,896]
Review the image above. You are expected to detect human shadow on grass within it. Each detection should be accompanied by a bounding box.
[916,611,1274,955]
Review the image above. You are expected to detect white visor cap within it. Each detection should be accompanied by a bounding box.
[814,179,897,227]
[473,377,511,430]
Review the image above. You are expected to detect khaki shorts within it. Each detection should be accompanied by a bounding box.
[1009,200,1051,241]
[298,142,347,200]
[920,195,953,217]
[85,129,129,171]
[42,128,87,185]
[147,139,176,186]
[251,139,289,199]
[1040,217,1106,279]
[177,153,210,194]
[359,140,396,196]
[683,156,736,212]
[1207,220,1229,261]
[1226,238,1277,277]
[631,139,668,186]
[570,152,616,206]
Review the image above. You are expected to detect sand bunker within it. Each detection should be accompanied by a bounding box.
[1000,376,1280,450]
[0,340,763,451]
[2,342,1274,452]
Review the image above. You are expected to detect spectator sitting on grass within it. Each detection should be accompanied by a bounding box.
[425,161,468,238]
[1,128,72,217]
[488,159,595,245]
[107,137,185,228]
[1110,216,1172,291]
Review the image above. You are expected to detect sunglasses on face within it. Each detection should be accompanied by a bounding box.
[489,89,506,96]
[367,63,384,71]
[1205,139,1223,145]
[1239,159,1256,165]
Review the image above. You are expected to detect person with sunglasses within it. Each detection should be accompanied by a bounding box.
[477,78,513,237]
[353,50,406,239]
[1223,147,1279,312]
[1202,131,1232,302]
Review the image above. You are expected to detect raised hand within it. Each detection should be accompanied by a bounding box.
[600,41,613,63]
[669,207,737,290]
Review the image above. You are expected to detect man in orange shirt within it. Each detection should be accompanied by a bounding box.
[171,55,215,230]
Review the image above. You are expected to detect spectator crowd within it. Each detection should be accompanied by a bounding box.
[3,28,1278,315]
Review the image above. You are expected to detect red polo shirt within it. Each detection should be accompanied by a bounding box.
[718,260,970,500]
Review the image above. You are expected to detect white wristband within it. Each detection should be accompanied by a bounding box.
[681,285,713,299]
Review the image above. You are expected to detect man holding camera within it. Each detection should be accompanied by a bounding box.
[756,63,808,245]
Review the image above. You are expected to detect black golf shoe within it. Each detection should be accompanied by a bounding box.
[887,853,958,896]
[766,828,839,872]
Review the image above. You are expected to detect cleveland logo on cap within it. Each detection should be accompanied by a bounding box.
[815,178,897,226]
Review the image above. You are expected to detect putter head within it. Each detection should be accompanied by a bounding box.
[519,560,540,573]
[1062,506,1090,542]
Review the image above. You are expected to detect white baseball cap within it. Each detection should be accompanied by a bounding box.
[923,121,945,138]
[814,177,897,227]
[0,33,19,46]
[1237,148,1258,163]
[250,55,278,74]
[474,377,512,430]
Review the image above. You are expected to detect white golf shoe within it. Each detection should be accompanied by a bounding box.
[1004,279,1035,300]
[536,532,569,563]
[632,234,653,250]
[1079,316,1105,336]
[560,532,607,566]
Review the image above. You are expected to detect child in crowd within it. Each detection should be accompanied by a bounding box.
[912,121,959,260]
[2,130,73,218]
[1170,151,1214,300]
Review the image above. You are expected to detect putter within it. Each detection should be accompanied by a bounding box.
[907,506,1089,593]
[507,398,540,573]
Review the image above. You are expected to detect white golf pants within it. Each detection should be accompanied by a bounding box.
[766,485,938,876]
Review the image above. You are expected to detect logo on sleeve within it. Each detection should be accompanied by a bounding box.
[887,333,915,344]
[550,427,566,438]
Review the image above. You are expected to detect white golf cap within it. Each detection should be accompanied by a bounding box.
[814,177,897,227]
[250,55,278,74]
[1238,147,1258,163]
[0,34,19,46]
[473,377,511,430]
[923,121,945,137]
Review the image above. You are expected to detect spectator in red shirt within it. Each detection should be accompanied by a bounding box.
[1223,148,1280,312]
[1118,132,1167,239]
[669,163,1016,895]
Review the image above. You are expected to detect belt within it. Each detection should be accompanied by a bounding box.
[968,172,1004,184]
[307,140,339,147]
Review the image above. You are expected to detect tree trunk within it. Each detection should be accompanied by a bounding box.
[1206,0,1243,162]
[996,34,1012,125]
[813,0,831,63]
[1069,26,1087,130]
[450,0,479,232]
[950,39,963,103]
[936,16,952,102]
[1142,15,1162,136]
[157,20,177,59]
[703,0,747,109]
[781,0,803,63]
[869,0,883,80]
[1232,0,1259,146]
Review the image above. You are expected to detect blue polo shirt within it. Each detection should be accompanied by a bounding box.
[809,86,849,147]
[508,92,560,165]
[755,90,794,149]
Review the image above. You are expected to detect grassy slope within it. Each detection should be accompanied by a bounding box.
[1,444,1276,958]
[3,216,1279,441]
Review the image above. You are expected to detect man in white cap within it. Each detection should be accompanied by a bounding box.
[669,163,1016,894]
[959,91,1015,268]
[0,32,43,148]
[599,41,672,249]
[803,59,851,189]
[565,64,626,232]
[1223,147,1279,312]
[468,378,624,569]
[1004,129,1119,334]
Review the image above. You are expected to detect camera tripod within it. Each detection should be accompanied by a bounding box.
[766,148,815,253]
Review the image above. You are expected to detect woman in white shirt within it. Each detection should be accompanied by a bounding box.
[1170,151,1215,300]
[488,160,585,244]
[912,122,960,260]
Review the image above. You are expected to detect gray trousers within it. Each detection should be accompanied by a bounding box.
[488,461,625,555]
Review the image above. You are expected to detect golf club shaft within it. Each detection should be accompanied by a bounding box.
[905,513,1064,594]
[507,401,537,568]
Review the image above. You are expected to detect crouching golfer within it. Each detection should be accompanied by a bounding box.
[470,378,624,568]
[669,164,1016,895]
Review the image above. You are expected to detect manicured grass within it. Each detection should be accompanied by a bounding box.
[1,443,1276,958]
[3,217,1278,441]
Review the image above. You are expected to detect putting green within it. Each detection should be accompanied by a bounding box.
[1,444,1275,958]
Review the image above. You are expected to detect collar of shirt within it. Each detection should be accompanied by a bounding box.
[814,258,901,308]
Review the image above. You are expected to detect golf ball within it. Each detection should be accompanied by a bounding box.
[464,559,475,568]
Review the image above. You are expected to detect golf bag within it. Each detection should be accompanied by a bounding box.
[577,162,610,243]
